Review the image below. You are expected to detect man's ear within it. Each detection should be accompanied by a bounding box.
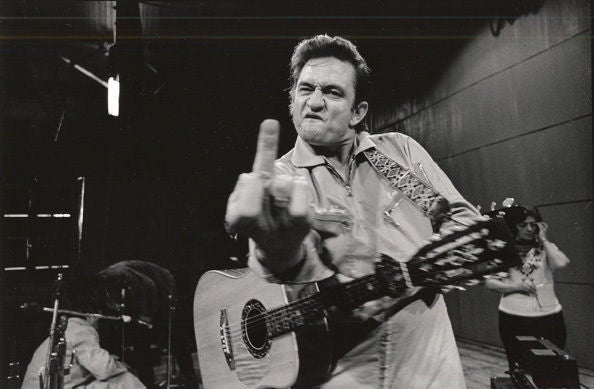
[350,101,368,127]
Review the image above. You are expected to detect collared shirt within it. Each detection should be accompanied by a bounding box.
[251,131,479,283]
[249,131,478,388]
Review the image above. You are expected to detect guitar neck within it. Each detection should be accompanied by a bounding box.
[264,273,391,339]
[261,218,520,340]
[321,274,390,309]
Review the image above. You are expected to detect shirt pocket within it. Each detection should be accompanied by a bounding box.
[311,205,353,237]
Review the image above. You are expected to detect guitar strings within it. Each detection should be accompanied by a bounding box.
[216,225,516,341]
[202,234,517,348]
[224,263,440,339]
[221,236,516,336]
[223,276,383,338]
[224,294,325,339]
[222,259,510,338]
[223,263,470,339]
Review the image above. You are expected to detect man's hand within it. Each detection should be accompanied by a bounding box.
[225,119,312,273]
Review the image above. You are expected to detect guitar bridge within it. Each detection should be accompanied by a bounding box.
[219,309,235,370]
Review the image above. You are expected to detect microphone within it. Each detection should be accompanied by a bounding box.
[121,315,153,329]
[20,304,153,329]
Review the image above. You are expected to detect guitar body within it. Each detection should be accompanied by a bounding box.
[193,268,332,389]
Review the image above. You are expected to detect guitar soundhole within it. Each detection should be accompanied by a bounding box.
[241,299,270,359]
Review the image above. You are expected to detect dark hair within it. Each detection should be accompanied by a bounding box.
[65,274,104,313]
[288,34,371,132]
[498,206,542,237]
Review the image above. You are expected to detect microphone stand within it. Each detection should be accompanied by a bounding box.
[120,287,126,362]
[40,273,67,389]
[36,307,153,329]
[166,294,175,389]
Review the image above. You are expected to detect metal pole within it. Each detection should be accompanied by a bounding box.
[120,287,126,362]
[166,294,174,389]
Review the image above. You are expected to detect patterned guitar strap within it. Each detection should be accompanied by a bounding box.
[363,148,451,228]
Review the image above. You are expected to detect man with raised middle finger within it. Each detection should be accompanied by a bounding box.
[226,34,480,388]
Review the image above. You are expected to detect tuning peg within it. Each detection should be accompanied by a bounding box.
[430,233,442,241]
[418,264,433,272]
[502,198,515,208]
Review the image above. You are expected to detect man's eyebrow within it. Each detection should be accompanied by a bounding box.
[297,80,344,90]
[323,83,344,90]
[297,80,315,87]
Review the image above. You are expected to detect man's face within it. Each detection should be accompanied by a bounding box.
[291,57,367,147]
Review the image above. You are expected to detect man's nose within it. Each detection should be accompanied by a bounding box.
[307,88,325,110]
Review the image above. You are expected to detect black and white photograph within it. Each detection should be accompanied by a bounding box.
[1,1,592,388]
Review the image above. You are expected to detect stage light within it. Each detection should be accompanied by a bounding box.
[108,76,120,117]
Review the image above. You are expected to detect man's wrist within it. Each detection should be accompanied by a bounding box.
[254,244,306,273]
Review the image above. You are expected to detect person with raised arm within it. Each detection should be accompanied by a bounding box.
[225,34,481,388]
[485,206,570,372]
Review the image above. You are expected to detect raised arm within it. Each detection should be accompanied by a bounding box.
[538,221,570,270]
[225,119,312,275]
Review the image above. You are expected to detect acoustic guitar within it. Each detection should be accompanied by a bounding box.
[194,218,520,389]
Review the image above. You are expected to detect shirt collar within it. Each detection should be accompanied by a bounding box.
[291,131,376,168]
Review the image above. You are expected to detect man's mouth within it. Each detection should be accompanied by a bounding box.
[304,114,323,120]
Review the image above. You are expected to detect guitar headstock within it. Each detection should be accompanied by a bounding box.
[406,218,521,288]
[479,197,517,219]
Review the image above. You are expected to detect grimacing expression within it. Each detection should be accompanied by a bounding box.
[517,216,538,241]
[291,57,367,147]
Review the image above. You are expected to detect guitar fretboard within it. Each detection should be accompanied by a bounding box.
[264,274,389,339]
[255,219,520,341]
